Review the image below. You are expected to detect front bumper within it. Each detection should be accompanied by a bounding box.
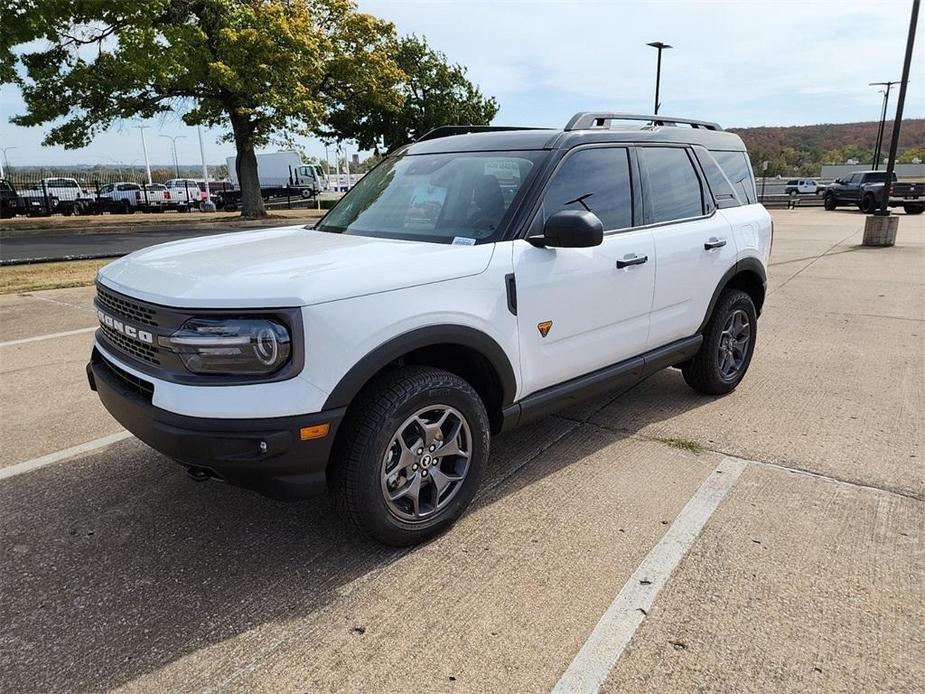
[88,347,344,500]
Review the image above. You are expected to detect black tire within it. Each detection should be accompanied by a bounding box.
[904,204,924,215]
[823,194,837,211]
[682,289,757,396]
[330,366,489,546]
[788,189,797,197]
[861,193,877,214]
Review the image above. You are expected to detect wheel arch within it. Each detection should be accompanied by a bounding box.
[698,258,767,333]
[322,325,517,434]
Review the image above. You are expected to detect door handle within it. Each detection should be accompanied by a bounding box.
[704,238,727,250]
[616,254,648,269]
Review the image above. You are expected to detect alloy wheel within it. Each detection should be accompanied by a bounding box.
[717,309,750,381]
[380,405,472,522]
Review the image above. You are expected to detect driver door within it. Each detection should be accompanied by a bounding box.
[513,146,655,397]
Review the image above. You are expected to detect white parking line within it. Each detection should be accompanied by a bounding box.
[0,326,97,348]
[552,456,747,694]
[0,431,133,482]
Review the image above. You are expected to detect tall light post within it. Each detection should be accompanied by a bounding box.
[876,0,918,217]
[0,146,16,178]
[197,125,215,212]
[133,125,153,184]
[646,41,672,115]
[869,81,903,170]
[160,134,186,177]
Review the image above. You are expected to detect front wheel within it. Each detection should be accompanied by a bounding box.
[904,203,924,215]
[331,366,489,546]
[683,289,757,395]
[823,194,837,211]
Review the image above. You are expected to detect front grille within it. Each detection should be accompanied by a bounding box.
[99,323,160,365]
[96,284,158,327]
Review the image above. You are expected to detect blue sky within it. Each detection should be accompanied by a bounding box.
[0,0,921,167]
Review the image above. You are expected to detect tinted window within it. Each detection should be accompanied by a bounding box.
[694,147,740,208]
[539,147,633,231]
[638,147,704,223]
[712,150,756,204]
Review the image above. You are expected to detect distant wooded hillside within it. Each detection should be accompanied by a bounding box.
[728,119,925,176]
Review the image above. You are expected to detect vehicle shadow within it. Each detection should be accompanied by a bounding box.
[0,370,713,691]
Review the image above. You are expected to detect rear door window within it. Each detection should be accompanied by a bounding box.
[538,146,634,232]
[638,146,705,223]
[711,150,757,204]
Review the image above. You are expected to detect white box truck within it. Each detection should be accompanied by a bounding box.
[225,151,322,197]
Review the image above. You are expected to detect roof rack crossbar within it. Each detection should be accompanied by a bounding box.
[416,125,552,142]
[564,112,722,132]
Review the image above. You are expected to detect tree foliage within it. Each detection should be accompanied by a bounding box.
[1,0,404,216]
[323,35,499,153]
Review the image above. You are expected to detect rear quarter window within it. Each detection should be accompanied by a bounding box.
[711,150,756,204]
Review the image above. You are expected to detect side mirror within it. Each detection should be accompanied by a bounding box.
[530,209,604,248]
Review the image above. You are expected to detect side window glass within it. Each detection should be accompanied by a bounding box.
[638,147,705,223]
[538,147,633,232]
[694,146,740,208]
[711,150,757,204]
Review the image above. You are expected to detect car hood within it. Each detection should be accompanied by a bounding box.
[98,225,496,308]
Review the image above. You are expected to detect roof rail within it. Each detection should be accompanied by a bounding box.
[416,125,552,142]
[564,112,722,132]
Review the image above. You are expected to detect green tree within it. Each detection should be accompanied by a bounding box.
[1,0,403,217]
[323,35,499,153]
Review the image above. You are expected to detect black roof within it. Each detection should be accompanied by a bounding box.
[406,112,747,155]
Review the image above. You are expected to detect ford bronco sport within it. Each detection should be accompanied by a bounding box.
[88,112,771,545]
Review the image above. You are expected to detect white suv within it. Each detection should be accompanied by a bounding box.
[88,112,771,545]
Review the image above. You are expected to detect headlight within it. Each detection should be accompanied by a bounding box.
[159,318,291,375]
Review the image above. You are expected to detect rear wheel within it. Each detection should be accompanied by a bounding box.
[861,193,877,214]
[904,203,924,215]
[683,289,757,395]
[331,366,489,546]
[823,194,837,211]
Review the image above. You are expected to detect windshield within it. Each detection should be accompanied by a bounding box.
[317,150,544,243]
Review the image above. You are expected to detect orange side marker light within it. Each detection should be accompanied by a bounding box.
[300,423,330,441]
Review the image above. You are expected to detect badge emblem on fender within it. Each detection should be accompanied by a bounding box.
[537,321,553,338]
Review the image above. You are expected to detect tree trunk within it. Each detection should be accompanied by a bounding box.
[228,110,266,219]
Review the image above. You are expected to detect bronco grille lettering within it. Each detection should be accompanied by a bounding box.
[97,309,154,344]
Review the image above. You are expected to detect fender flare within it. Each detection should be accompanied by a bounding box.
[322,325,517,411]
[697,258,767,334]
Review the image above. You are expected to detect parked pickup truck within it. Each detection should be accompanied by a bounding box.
[98,182,189,213]
[823,171,924,214]
[17,177,95,215]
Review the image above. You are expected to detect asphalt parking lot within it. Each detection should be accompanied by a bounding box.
[0,207,922,693]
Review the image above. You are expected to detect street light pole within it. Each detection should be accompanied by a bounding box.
[160,135,186,178]
[869,81,902,170]
[134,125,152,184]
[646,42,672,115]
[876,0,919,216]
[0,146,16,178]
[197,125,215,212]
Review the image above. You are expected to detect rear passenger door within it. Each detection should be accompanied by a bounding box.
[513,146,655,396]
[637,145,736,349]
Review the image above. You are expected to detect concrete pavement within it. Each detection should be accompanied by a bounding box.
[0,207,922,692]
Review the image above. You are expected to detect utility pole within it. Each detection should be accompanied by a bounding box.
[877,0,918,216]
[160,135,186,178]
[869,81,902,170]
[646,42,672,115]
[134,125,152,184]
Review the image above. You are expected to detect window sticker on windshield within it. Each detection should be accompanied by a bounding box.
[452,236,476,246]
[484,160,521,181]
